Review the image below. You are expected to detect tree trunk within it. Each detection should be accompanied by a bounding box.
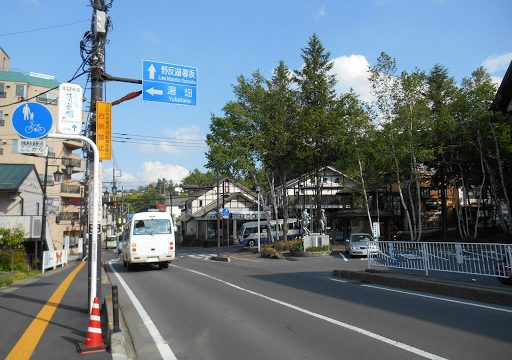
[357,157,373,233]
[489,122,511,234]
[473,130,486,239]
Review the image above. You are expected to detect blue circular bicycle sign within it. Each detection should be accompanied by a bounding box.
[12,102,53,139]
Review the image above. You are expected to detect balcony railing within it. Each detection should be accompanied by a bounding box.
[57,212,79,221]
[62,157,82,168]
[61,184,81,194]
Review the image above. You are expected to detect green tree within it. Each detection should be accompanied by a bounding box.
[425,64,459,240]
[294,34,339,231]
[0,226,27,271]
[259,60,300,239]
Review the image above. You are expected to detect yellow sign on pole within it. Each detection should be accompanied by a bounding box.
[96,101,112,160]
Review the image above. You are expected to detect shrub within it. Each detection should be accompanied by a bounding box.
[260,247,280,259]
[291,240,304,252]
[306,245,331,252]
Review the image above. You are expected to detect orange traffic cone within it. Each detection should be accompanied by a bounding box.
[77,297,106,354]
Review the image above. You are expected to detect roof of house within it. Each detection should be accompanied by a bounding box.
[492,60,512,113]
[0,70,60,89]
[190,191,257,219]
[0,164,40,191]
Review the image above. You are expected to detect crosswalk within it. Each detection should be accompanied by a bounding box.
[177,253,216,260]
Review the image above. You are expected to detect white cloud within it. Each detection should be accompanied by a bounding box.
[137,125,204,155]
[313,6,326,22]
[102,167,139,189]
[140,161,190,185]
[330,54,372,101]
[482,52,512,74]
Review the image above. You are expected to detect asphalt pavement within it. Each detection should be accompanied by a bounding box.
[1,246,511,359]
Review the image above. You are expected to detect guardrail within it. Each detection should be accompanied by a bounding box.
[370,241,512,278]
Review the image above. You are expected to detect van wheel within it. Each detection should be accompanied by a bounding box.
[248,240,255,247]
[159,262,169,269]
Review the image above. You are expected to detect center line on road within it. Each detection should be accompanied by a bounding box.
[361,284,512,313]
[109,260,177,360]
[172,264,447,360]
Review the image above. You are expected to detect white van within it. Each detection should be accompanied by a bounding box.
[122,211,175,270]
[238,218,300,247]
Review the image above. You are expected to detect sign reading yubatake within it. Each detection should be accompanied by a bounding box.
[58,83,83,135]
[96,101,112,160]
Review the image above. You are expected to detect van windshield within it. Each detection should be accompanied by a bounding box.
[133,219,171,235]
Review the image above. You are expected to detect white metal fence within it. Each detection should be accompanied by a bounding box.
[369,241,512,278]
[42,250,68,273]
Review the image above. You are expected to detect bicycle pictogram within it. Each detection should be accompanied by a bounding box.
[25,122,46,134]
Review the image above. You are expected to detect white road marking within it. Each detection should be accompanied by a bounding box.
[108,261,177,360]
[172,264,447,360]
[338,253,348,261]
[329,278,347,283]
[361,284,512,314]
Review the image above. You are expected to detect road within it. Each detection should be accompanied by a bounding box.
[106,247,512,360]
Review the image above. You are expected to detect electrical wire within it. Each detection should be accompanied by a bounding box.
[111,137,207,149]
[0,20,89,37]
[112,132,206,144]
[0,59,89,108]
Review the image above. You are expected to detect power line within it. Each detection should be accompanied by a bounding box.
[0,19,89,37]
[112,138,207,149]
[113,132,205,144]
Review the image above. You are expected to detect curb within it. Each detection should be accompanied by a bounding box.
[210,256,231,262]
[102,261,136,359]
[331,269,512,307]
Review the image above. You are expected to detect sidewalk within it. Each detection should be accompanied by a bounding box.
[331,267,512,306]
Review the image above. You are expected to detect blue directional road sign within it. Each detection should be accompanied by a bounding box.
[220,208,230,219]
[12,102,53,139]
[142,60,197,106]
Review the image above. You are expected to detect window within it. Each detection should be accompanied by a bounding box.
[37,92,58,105]
[15,84,27,98]
[0,143,3,155]
[199,200,203,207]
[0,83,5,98]
[0,110,4,126]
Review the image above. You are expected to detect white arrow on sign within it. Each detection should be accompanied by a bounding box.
[148,64,156,80]
[146,87,163,96]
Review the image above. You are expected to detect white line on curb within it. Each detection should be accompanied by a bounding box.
[172,264,447,360]
[109,261,177,360]
[361,284,512,314]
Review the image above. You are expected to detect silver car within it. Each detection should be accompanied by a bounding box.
[344,233,378,257]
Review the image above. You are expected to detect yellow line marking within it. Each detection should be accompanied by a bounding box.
[6,261,87,360]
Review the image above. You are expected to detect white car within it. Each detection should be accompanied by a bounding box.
[344,233,378,257]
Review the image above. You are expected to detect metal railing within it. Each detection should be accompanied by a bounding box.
[370,241,512,278]
[62,157,82,168]
[61,184,81,194]
[58,212,79,221]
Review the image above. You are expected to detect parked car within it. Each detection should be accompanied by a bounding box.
[344,233,378,257]
[106,236,118,249]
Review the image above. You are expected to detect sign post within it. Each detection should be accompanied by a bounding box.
[49,133,100,314]
[142,60,197,106]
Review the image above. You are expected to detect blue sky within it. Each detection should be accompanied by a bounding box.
[2,0,511,189]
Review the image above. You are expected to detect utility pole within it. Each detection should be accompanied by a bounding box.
[87,0,107,305]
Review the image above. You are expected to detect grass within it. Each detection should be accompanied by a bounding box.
[0,270,41,288]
